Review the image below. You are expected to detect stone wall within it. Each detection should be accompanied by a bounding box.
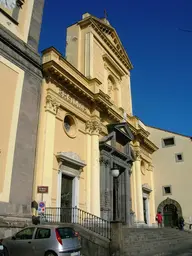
[0,217,31,238]
[0,0,44,219]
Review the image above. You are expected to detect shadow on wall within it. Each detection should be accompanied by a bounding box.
[63,224,110,256]
[80,236,109,256]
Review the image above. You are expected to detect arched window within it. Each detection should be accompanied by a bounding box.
[107,75,118,105]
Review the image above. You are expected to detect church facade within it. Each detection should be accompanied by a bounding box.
[33,13,158,226]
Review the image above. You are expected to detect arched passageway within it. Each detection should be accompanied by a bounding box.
[157,198,182,227]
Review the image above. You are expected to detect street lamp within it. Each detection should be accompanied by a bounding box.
[111,168,119,178]
[111,166,120,221]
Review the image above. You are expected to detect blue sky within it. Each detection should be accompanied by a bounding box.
[39,0,192,136]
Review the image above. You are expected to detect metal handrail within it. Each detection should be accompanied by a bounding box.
[44,207,111,239]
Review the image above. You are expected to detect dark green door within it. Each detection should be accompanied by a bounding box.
[143,198,147,224]
[60,174,73,222]
[163,204,178,227]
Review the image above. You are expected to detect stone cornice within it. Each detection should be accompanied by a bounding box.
[78,17,133,70]
[103,54,127,76]
[0,24,41,70]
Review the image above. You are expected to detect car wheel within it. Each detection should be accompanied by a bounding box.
[45,251,57,256]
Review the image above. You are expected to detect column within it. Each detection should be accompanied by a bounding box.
[85,121,92,212]
[125,165,132,225]
[131,162,138,219]
[90,120,101,217]
[100,156,106,219]
[149,164,156,225]
[41,95,59,206]
[134,148,145,224]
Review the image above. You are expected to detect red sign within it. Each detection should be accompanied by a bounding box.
[37,186,49,194]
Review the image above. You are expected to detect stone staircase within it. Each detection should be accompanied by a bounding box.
[123,227,192,256]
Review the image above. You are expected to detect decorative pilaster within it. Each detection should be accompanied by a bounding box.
[85,121,92,212]
[85,119,101,216]
[37,95,59,206]
[148,163,156,226]
[85,32,93,78]
[134,148,145,225]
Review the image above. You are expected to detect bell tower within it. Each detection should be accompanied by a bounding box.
[66,13,133,116]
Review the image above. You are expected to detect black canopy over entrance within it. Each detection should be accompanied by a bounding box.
[99,122,135,225]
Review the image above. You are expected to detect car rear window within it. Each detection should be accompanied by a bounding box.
[56,228,75,239]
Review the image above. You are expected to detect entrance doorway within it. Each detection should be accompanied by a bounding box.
[60,174,73,222]
[61,174,73,208]
[143,198,147,224]
[163,204,178,227]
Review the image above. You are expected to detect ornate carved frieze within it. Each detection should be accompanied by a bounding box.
[45,95,59,115]
[85,120,102,135]
[58,88,88,113]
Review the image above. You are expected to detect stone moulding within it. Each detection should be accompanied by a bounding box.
[0,25,42,77]
[56,152,86,169]
[142,183,152,193]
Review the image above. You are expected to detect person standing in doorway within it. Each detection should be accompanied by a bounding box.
[156,211,163,228]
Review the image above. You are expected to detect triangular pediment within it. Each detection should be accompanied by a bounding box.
[79,14,133,70]
[107,122,134,142]
[92,18,132,68]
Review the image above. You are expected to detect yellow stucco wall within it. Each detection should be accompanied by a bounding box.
[148,126,192,221]
[0,0,34,43]
[0,56,24,202]
[53,111,87,210]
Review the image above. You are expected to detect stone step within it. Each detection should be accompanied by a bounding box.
[123,229,192,256]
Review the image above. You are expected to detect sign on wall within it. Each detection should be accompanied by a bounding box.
[37,186,49,194]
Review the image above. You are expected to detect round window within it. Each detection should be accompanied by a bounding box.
[63,115,77,138]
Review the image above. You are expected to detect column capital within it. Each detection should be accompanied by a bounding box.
[45,95,59,115]
[85,120,101,135]
[148,163,154,172]
[92,120,102,135]
[134,147,141,161]
[85,120,92,134]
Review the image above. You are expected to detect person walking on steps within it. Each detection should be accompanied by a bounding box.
[178,216,185,230]
[156,211,163,228]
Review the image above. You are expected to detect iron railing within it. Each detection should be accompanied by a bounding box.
[44,207,111,239]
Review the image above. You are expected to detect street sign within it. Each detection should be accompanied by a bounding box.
[37,186,48,194]
[38,201,46,214]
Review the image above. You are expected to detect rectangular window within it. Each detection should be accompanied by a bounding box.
[56,227,75,239]
[162,137,175,147]
[35,228,51,239]
[163,186,172,195]
[175,153,184,162]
